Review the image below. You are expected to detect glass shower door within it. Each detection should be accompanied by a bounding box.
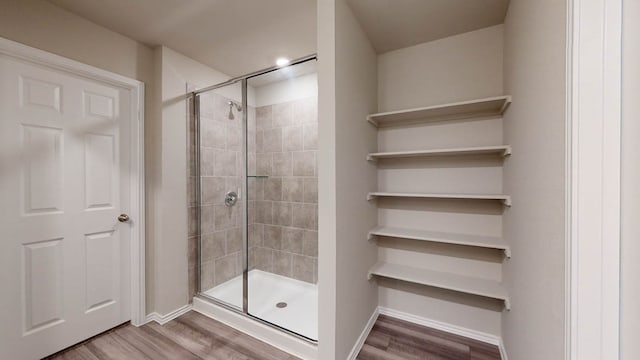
[195,80,245,310]
[246,60,319,341]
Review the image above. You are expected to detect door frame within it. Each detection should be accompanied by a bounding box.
[0,37,146,326]
[566,0,622,358]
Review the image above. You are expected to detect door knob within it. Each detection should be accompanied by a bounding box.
[118,214,130,222]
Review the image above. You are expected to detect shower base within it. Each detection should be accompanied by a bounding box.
[203,269,318,341]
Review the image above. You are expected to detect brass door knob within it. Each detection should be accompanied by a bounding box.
[118,214,130,223]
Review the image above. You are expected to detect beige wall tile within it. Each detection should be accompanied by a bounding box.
[263,225,282,250]
[292,254,315,283]
[250,246,273,272]
[283,125,303,151]
[303,177,318,204]
[273,102,294,127]
[283,178,304,202]
[201,231,225,262]
[200,147,215,176]
[264,177,283,201]
[273,250,293,277]
[255,200,273,224]
[213,149,237,176]
[201,260,215,290]
[282,227,304,254]
[226,124,242,151]
[255,130,264,153]
[201,205,215,234]
[303,122,318,150]
[272,152,292,176]
[214,254,238,286]
[292,203,317,230]
[302,230,318,257]
[188,206,198,237]
[292,151,315,176]
[273,201,292,226]
[202,119,227,149]
[214,204,236,230]
[226,227,242,254]
[201,177,225,205]
[256,153,271,176]
[293,97,317,124]
[256,106,272,130]
[263,128,283,152]
[249,224,263,247]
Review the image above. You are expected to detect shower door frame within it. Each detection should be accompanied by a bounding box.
[191,54,318,343]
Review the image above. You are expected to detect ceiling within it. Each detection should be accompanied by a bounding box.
[50,0,317,77]
[346,0,509,53]
[248,59,317,87]
[49,0,509,75]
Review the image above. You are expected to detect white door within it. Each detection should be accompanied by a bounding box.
[0,52,132,359]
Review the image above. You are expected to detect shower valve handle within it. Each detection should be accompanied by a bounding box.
[225,191,238,207]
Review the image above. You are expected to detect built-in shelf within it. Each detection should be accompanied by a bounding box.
[367,192,511,207]
[367,95,512,128]
[248,175,269,178]
[369,226,510,258]
[368,262,510,310]
[367,145,511,161]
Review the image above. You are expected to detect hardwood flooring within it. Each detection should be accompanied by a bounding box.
[356,315,502,360]
[46,311,501,360]
[45,311,299,360]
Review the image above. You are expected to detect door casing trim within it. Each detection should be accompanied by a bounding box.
[0,36,146,326]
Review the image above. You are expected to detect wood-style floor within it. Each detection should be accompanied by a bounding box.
[47,311,501,360]
[45,311,299,360]
[356,315,501,360]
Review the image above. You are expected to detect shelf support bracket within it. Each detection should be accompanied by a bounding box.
[504,298,511,311]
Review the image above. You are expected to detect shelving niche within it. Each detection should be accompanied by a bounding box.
[367,95,512,310]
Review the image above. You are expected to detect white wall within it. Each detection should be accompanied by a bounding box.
[154,46,233,315]
[377,25,504,112]
[254,73,317,107]
[317,0,379,358]
[621,0,640,357]
[375,26,506,337]
[0,0,165,313]
[501,0,567,359]
[333,0,379,358]
[316,0,337,356]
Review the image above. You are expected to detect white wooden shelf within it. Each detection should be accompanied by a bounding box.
[367,192,511,206]
[369,226,511,258]
[367,95,512,128]
[366,145,511,161]
[368,262,510,310]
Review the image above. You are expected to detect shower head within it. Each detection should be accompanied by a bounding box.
[227,100,242,120]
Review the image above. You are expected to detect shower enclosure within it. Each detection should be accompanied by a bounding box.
[189,56,318,341]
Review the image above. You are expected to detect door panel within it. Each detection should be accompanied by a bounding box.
[0,53,131,359]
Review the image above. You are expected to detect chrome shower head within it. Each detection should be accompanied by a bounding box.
[227,101,242,120]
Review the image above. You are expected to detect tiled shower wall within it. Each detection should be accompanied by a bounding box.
[248,96,319,284]
[188,93,318,300]
[188,91,252,299]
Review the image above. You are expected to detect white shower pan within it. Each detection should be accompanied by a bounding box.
[203,270,318,341]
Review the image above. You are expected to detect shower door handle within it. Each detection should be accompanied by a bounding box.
[225,191,238,207]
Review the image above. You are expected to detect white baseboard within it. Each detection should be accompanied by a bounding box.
[499,338,509,360]
[144,304,193,325]
[377,307,508,359]
[346,307,379,360]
